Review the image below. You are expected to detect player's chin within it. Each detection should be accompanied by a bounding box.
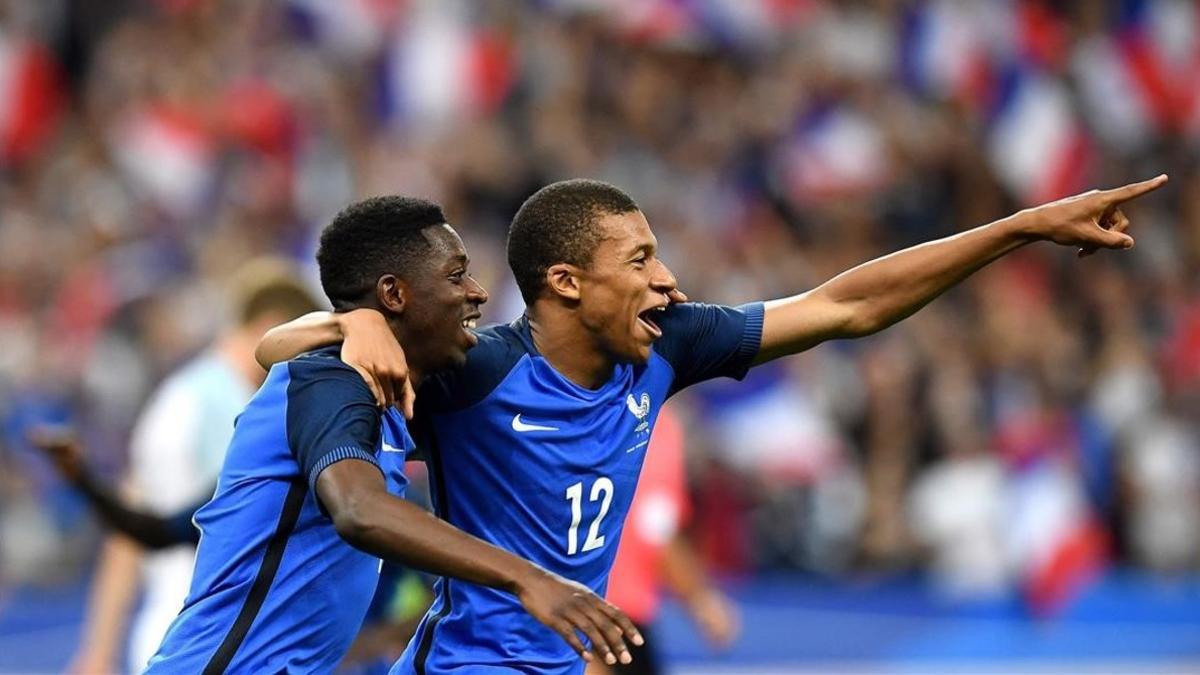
[623,342,652,365]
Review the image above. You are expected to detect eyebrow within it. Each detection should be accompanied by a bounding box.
[626,241,655,259]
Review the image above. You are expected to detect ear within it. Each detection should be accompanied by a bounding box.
[545,263,582,301]
[376,274,407,315]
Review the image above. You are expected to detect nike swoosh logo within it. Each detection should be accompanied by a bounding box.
[381,441,405,453]
[512,414,559,433]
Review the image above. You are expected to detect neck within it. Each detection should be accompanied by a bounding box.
[526,301,614,390]
[386,315,426,389]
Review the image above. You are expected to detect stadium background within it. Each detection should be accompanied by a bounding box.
[1,0,1200,672]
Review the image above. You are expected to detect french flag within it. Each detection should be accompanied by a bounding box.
[986,64,1091,206]
[1075,0,1199,151]
[111,105,216,218]
[776,101,889,204]
[285,0,398,59]
[376,3,515,131]
[0,35,63,166]
[898,1,994,108]
[999,414,1109,616]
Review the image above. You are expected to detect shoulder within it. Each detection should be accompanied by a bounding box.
[653,301,762,358]
[284,346,374,400]
[417,320,530,415]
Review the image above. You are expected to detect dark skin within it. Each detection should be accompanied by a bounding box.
[316,224,642,666]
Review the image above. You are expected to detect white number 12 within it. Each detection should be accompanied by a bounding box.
[565,477,614,555]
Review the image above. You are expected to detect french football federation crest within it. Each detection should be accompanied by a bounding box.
[626,392,651,433]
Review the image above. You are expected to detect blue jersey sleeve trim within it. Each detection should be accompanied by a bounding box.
[735,301,765,368]
[655,301,766,396]
[306,445,382,493]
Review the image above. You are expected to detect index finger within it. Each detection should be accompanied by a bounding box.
[1102,174,1168,205]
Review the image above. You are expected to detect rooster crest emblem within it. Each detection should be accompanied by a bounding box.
[626,393,651,433]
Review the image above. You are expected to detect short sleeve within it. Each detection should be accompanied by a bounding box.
[652,302,765,396]
[285,357,383,494]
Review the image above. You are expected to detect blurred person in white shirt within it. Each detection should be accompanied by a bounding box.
[69,258,320,674]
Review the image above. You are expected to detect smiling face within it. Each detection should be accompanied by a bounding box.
[397,224,488,373]
[572,210,678,364]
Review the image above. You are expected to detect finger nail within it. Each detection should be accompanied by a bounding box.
[633,634,645,646]
[620,651,632,664]
[606,654,616,665]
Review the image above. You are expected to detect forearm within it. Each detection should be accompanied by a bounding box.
[337,493,536,594]
[75,472,198,549]
[76,535,142,662]
[256,311,344,368]
[759,214,1032,361]
[661,535,713,606]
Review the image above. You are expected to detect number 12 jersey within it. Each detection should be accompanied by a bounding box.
[394,302,764,674]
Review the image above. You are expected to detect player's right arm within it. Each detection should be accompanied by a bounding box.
[753,176,1167,363]
[289,357,643,666]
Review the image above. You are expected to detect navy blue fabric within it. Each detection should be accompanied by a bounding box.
[652,302,765,396]
[286,347,383,495]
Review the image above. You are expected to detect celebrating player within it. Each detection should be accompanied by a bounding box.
[259,175,1167,673]
[146,196,641,674]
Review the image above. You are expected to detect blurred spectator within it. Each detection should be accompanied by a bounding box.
[589,406,738,675]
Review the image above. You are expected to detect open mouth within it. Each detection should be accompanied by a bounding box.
[460,313,481,346]
[636,306,665,339]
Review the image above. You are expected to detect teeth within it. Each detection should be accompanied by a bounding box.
[462,319,477,329]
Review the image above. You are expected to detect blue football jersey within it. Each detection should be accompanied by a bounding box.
[393,302,763,674]
[146,346,413,674]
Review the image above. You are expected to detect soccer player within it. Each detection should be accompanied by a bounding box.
[260,175,1167,673]
[146,197,641,673]
[71,258,321,674]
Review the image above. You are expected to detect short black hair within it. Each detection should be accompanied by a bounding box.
[317,196,447,309]
[507,179,639,304]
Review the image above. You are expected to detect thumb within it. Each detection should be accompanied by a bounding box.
[1096,227,1134,250]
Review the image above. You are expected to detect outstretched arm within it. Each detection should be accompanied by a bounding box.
[755,175,1167,363]
[30,429,202,550]
[318,459,642,666]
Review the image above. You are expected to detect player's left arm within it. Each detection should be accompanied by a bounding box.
[754,175,1167,364]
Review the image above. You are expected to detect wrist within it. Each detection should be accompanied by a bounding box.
[1004,209,1047,242]
[335,308,385,340]
[505,560,546,595]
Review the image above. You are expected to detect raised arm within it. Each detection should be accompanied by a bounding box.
[755,175,1167,363]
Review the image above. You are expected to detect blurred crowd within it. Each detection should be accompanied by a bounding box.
[2,0,1200,616]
